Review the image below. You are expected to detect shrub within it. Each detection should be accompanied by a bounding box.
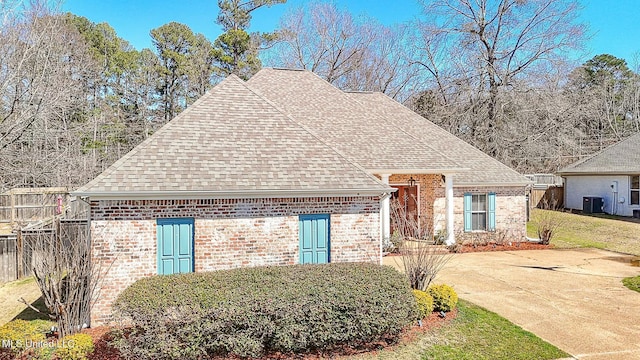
[0,319,54,354]
[412,290,434,319]
[113,263,417,359]
[54,333,94,360]
[428,284,458,312]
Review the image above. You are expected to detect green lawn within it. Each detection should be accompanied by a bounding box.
[348,300,567,360]
[527,209,640,255]
[623,276,640,293]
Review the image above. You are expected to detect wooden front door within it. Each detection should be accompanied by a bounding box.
[391,185,419,235]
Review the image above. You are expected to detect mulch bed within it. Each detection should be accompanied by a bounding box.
[83,310,457,360]
[457,242,552,253]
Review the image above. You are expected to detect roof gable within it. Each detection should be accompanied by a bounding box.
[75,75,389,198]
[347,92,529,185]
[558,132,640,175]
[248,68,528,185]
[247,68,466,173]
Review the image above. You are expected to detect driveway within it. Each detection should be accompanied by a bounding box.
[431,248,640,359]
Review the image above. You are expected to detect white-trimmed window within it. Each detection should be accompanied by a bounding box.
[631,176,640,205]
[464,193,496,232]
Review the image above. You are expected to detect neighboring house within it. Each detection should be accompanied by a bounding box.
[73,68,530,325]
[557,132,640,216]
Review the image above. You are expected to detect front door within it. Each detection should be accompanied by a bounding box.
[299,214,330,264]
[157,218,194,275]
[391,185,419,235]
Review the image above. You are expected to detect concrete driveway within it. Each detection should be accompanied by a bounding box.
[431,248,640,359]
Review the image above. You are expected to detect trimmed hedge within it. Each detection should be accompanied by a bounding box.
[113,263,417,359]
[428,284,458,312]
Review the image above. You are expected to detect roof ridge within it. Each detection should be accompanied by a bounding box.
[336,84,467,171]
[245,70,390,189]
[75,77,234,193]
[363,92,524,176]
[560,132,640,171]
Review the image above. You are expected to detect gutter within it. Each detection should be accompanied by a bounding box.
[71,187,396,201]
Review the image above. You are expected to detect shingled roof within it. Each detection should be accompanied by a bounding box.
[248,68,529,186]
[346,92,529,185]
[557,132,640,175]
[74,75,391,199]
[247,68,467,174]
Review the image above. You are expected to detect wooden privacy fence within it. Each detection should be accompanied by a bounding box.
[0,187,70,224]
[0,234,17,284]
[0,218,88,285]
[530,186,564,209]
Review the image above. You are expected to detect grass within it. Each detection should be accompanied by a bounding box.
[622,276,640,293]
[527,209,640,255]
[348,300,567,360]
[0,276,48,325]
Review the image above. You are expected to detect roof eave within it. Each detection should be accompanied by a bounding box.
[71,188,396,201]
[558,171,640,176]
[454,181,532,187]
[369,168,470,175]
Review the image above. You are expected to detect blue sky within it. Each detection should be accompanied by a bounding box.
[62,0,640,67]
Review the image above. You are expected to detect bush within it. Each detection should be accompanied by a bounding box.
[113,263,417,359]
[412,290,434,319]
[428,284,458,312]
[54,333,94,360]
[0,319,54,354]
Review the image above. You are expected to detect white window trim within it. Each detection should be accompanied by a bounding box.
[631,175,640,206]
[470,193,488,232]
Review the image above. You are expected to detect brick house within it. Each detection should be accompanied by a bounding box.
[74,68,529,325]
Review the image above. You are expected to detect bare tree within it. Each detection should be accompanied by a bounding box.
[390,198,452,291]
[414,0,586,158]
[266,2,419,101]
[21,217,108,337]
[0,1,99,188]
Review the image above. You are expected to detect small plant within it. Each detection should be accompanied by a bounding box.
[622,275,640,293]
[54,333,95,360]
[413,290,434,319]
[428,284,458,312]
[0,319,54,355]
[531,208,564,245]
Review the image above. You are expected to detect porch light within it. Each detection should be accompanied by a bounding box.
[408,176,416,187]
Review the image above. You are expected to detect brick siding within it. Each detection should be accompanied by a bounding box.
[90,197,381,326]
[433,186,527,243]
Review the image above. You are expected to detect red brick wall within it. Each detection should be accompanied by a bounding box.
[90,197,381,325]
[388,174,443,234]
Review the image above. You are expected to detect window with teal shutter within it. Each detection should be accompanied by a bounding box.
[488,192,496,231]
[464,193,496,232]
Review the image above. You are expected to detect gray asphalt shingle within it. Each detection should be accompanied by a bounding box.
[558,132,640,174]
[247,68,466,173]
[75,75,388,196]
[248,68,528,186]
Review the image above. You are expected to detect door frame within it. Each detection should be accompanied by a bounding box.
[156,218,195,275]
[298,214,331,264]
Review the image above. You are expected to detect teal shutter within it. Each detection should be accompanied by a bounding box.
[157,218,194,275]
[488,193,496,231]
[463,193,472,232]
[299,214,330,264]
